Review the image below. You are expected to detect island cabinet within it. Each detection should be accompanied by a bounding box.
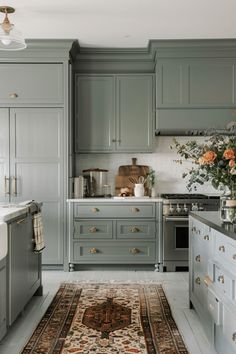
[189,213,236,354]
[0,258,6,341]
[67,201,161,271]
[75,74,154,153]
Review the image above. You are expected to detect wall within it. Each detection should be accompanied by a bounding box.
[75,136,217,196]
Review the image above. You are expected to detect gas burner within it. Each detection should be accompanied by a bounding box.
[161,193,207,199]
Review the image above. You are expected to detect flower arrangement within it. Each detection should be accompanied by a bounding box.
[171,134,236,193]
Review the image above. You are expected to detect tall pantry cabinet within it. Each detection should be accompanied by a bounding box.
[0,40,73,267]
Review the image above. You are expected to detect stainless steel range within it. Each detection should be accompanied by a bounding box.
[161,194,220,272]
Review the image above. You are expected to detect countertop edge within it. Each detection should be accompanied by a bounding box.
[66,198,163,203]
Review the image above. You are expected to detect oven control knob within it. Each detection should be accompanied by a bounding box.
[169,203,174,213]
[192,203,198,211]
[183,204,188,212]
[176,204,181,213]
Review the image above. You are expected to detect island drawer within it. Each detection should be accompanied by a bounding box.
[73,220,113,239]
[215,231,236,271]
[72,241,156,263]
[116,220,156,239]
[73,203,155,218]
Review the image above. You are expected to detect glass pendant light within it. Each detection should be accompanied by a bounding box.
[0,6,26,50]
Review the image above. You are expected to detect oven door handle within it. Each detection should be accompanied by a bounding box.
[164,217,189,222]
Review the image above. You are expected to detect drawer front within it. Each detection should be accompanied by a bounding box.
[117,220,156,239]
[214,265,235,300]
[74,220,113,239]
[0,64,64,104]
[207,289,222,325]
[74,203,155,218]
[214,230,236,271]
[72,241,156,263]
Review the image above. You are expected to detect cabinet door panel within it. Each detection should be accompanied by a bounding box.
[116,75,153,152]
[0,64,63,105]
[75,76,115,152]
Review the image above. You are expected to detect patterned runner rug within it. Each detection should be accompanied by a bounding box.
[21,283,189,354]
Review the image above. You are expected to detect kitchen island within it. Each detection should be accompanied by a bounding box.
[66,198,163,271]
[189,211,236,354]
[0,204,43,342]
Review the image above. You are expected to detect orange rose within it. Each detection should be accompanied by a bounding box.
[223,148,235,160]
[198,157,206,165]
[229,159,235,168]
[201,151,217,164]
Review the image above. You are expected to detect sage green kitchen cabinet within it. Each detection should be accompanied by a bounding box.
[75,74,153,153]
[0,258,6,341]
[156,58,236,108]
[0,63,64,106]
[0,107,65,266]
[67,201,161,271]
[8,213,41,326]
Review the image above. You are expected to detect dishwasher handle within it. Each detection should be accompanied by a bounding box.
[164,217,189,222]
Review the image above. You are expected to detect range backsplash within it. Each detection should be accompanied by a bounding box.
[75,136,216,196]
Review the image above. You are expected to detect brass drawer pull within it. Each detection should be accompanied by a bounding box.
[131,207,140,213]
[217,275,224,284]
[218,245,225,252]
[89,226,97,233]
[203,235,209,241]
[232,332,236,342]
[129,248,140,254]
[195,255,201,262]
[195,277,201,285]
[9,93,18,98]
[16,218,27,225]
[191,226,196,232]
[91,207,99,213]
[89,247,98,254]
[130,227,140,233]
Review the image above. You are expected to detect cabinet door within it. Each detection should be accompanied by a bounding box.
[0,109,10,203]
[75,75,115,152]
[9,108,65,265]
[116,75,153,152]
[0,63,64,105]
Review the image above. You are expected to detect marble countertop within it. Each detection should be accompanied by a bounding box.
[190,211,236,241]
[0,205,29,222]
[67,197,163,203]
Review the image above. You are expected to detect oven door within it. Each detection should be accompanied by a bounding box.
[163,216,189,261]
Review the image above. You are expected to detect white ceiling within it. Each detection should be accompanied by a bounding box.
[3,0,236,48]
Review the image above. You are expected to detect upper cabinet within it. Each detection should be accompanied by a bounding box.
[0,63,64,106]
[156,58,236,108]
[75,74,154,153]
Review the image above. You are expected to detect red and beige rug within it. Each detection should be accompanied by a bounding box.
[21,283,188,354]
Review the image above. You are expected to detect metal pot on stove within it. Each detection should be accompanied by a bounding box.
[83,168,109,197]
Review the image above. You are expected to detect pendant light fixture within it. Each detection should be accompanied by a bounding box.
[0,6,26,50]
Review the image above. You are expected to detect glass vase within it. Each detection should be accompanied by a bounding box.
[220,184,236,224]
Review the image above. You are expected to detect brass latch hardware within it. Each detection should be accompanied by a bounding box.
[130,227,140,233]
[218,245,225,252]
[89,247,98,254]
[195,255,201,262]
[89,226,97,233]
[129,248,140,254]
[195,277,201,285]
[131,207,140,213]
[91,207,99,213]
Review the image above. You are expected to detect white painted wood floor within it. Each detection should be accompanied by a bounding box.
[0,270,216,354]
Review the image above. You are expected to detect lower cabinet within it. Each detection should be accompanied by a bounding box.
[68,202,159,270]
[189,215,236,353]
[7,213,41,326]
[0,258,6,341]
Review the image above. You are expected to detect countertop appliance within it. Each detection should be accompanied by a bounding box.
[161,193,220,272]
[83,168,109,197]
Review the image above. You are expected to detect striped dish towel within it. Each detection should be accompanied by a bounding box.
[33,212,45,253]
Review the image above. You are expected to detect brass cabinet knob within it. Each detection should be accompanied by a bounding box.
[195,277,201,285]
[89,226,97,233]
[129,248,140,254]
[218,245,225,252]
[217,275,224,284]
[91,207,99,213]
[191,226,196,232]
[233,254,236,260]
[203,235,209,241]
[89,247,98,254]
[232,332,236,342]
[9,93,18,98]
[131,207,140,213]
[130,226,140,233]
[195,255,201,262]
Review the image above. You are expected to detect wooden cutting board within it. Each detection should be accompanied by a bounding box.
[118,158,149,176]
